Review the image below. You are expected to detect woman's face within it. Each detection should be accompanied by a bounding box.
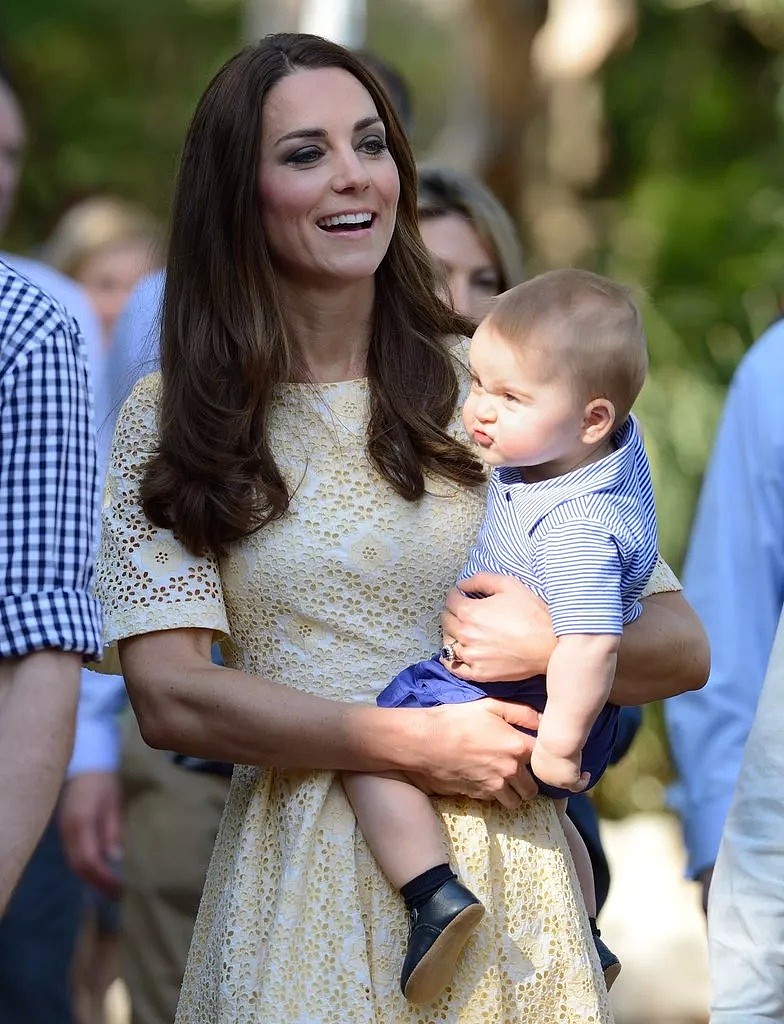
[419,212,501,322]
[258,67,400,288]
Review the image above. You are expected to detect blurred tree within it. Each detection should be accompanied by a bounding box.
[3,0,242,253]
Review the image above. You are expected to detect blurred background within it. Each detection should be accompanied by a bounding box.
[6,0,784,1019]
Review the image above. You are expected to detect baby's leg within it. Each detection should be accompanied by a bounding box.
[555,799,596,916]
[556,799,621,988]
[345,771,483,1004]
[342,772,449,889]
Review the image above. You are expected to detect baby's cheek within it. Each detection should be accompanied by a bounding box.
[461,399,473,434]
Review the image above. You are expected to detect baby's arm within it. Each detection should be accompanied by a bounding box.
[530,633,620,792]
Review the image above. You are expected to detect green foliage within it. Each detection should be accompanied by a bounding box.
[588,1,784,815]
[4,0,242,252]
[599,1,784,576]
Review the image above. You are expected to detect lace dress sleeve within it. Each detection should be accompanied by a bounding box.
[92,373,229,674]
[641,555,682,597]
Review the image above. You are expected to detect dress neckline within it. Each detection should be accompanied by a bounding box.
[276,377,368,390]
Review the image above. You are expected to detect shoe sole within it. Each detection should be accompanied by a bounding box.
[403,903,485,1005]
[604,962,621,992]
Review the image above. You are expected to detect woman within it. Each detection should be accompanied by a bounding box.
[94,34,707,1023]
[417,165,525,322]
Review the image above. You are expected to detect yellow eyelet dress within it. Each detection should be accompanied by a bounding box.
[93,358,679,1023]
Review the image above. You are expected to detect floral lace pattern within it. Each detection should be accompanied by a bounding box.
[94,355,677,1023]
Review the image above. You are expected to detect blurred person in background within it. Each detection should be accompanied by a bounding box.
[40,195,163,1024]
[417,165,525,322]
[0,58,108,1024]
[708,603,784,1022]
[665,316,784,913]
[0,260,102,917]
[57,43,416,1024]
[43,195,164,350]
[0,62,103,397]
[417,164,643,918]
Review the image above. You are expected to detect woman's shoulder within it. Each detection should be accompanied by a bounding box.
[119,370,161,414]
[112,370,162,443]
[446,335,471,371]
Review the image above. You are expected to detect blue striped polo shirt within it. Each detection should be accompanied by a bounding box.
[459,416,658,637]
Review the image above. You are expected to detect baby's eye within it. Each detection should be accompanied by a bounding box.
[504,393,520,404]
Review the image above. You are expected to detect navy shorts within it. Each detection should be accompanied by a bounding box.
[377,654,619,799]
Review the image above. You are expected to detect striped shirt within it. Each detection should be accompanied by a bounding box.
[0,260,102,659]
[460,416,658,636]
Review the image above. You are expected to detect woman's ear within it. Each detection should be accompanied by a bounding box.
[581,398,616,445]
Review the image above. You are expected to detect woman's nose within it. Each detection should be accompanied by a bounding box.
[332,148,371,192]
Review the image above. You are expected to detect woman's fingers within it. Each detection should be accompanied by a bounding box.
[457,572,520,598]
[442,576,555,683]
[482,697,540,732]
[410,701,540,806]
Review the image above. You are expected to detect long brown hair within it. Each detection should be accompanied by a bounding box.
[418,165,525,296]
[141,33,483,557]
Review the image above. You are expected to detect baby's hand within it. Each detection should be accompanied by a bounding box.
[530,743,590,794]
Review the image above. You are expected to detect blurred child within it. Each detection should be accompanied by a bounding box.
[43,195,163,348]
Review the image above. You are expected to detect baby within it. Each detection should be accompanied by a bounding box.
[343,268,657,1004]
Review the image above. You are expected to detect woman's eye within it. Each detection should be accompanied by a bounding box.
[287,147,323,166]
[472,273,501,295]
[359,136,387,155]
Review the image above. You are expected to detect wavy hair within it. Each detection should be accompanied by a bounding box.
[418,165,525,295]
[141,33,483,557]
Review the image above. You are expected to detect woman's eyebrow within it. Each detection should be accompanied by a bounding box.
[275,116,383,147]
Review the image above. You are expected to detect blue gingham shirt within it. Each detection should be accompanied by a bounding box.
[0,260,102,659]
[460,416,658,636]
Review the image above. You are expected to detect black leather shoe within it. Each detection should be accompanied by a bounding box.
[591,923,621,991]
[401,879,485,1005]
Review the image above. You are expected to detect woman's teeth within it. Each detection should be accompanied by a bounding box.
[318,212,373,230]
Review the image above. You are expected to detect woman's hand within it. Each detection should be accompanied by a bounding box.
[441,573,555,683]
[405,698,541,809]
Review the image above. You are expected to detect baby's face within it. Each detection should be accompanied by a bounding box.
[462,322,586,480]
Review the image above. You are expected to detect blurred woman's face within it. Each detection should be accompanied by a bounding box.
[257,67,400,288]
[419,212,501,322]
[77,240,156,345]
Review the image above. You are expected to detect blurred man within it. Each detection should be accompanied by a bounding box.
[0,60,106,1024]
[0,65,104,397]
[665,318,784,911]
[0,260,101,912]
[709,605,784,1021]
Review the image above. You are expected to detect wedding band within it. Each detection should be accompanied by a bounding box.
[441,643,456,662]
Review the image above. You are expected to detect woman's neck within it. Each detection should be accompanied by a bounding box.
[277,276,374,383]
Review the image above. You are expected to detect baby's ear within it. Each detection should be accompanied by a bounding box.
[581,398,616,444]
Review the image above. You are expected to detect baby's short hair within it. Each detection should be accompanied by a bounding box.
[486,269,648,424]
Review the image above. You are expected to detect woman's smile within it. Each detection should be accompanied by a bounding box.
[258,68,400,286]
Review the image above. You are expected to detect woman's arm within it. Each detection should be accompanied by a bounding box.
[119,627,541,808]
[441,573,709,704]
[612,590,709,704]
